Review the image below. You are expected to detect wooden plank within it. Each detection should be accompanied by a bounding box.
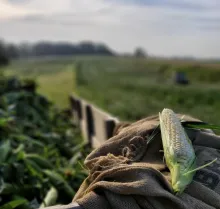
[70,94,120,148]
[91,136,102,149]
[91,106,119,146]
[80,100,90,143]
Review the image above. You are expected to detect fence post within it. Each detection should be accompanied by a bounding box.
[70,94,120,149]
[105,119,117,139]
[70,96,81,123]
[85,105,94,146]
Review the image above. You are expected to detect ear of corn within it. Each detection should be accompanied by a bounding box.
[159,108,196,194]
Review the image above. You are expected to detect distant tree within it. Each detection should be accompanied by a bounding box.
[134,47,147,58]
[0,40,9,66]
[19,42,32,57]
[0,40,116,58]
[95,43,115,56]
[30,41,115,57]
[6,43,19,59]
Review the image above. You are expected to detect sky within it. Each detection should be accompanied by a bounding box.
[1,0,220,58]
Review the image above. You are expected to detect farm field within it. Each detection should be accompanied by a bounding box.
[2,57,76,108]
[3,56,220,124]
[75,57,220,125]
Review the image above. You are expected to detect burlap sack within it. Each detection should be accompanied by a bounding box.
[73,114,220,209]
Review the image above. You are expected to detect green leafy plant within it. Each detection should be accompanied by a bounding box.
[0,77,90,209]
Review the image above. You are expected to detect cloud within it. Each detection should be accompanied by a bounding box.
[4,0,112,15]
[0,0,36,19]
[1,0,220,58]
[6,0,29,4]
[114,0,220,10]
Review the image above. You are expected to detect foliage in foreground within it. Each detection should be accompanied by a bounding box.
[0,76,89,209]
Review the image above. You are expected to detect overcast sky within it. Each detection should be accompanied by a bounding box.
[1,0,220,58]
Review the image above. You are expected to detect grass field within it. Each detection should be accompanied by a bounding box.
[75,57,220,124]
[2,56,220,125]
[2,58,76,108]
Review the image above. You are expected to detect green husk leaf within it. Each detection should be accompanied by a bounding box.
[182,121,220,130]
[147,124,160,145]
[184,158,217,176]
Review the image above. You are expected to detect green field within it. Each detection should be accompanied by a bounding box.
[75,57,220,124]
[2,58,76,108]
[2,56,220,125]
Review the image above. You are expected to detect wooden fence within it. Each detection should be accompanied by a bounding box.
[70,94,120,148]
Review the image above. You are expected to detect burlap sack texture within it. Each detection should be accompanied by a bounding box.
[73,114,220,209]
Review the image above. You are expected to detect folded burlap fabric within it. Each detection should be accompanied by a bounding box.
[73,114,220,209]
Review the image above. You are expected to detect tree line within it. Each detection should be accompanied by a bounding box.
[0,40,116,65]
[0,40,10,66]
[0,39,147,66]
